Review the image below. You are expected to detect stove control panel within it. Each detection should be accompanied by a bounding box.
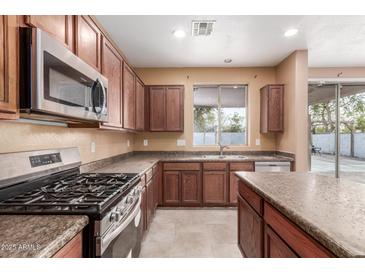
[29,153,62,168]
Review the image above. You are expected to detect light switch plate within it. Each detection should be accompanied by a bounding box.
[91,142,96,153]
[255,138,261,146]
[127,140,130,147]
[143,139,148,146]
[177,139,186,146]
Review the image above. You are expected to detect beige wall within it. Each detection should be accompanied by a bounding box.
[0,122,134,164]
[309,67,365,78]
[134,67,277,152]
[276,50,309,171]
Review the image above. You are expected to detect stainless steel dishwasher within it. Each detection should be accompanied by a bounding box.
[255,161,291,172]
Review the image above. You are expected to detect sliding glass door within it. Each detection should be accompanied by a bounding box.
[308,84,336,176]
[308,82,365,179]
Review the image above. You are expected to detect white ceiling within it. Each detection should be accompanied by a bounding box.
[96,15,365,68]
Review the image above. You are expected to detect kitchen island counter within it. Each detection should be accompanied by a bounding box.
[235,172,365,257]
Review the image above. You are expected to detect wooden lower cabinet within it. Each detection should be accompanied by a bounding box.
[181,171,201,206]
[237,195,263,257]
[229,172,239,204]
[237,178,335,258]
[203,171,227,205]
[163,171,180,205]
[52,232,83,258]
[264,225,298,258]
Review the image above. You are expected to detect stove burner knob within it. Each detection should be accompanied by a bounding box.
[126,196,134,204]
[133,187,142,196]
[110,211,121,222]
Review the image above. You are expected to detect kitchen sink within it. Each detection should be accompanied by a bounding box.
[200,155,248,160]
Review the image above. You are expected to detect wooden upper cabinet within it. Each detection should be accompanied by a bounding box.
[260,84,284,133]
[149,87,166,131]
[101,37,122,128]
[135,78,145,131]
[148,85,184,132]
[25,16,74,51]
[0,16,18,120]
[123,63,136,130]
[165,87,184,131]
[75,16,101,71]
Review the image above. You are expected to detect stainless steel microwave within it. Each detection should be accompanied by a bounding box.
[19,28,108,123]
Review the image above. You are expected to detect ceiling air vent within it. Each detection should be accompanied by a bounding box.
[192,20,215,36]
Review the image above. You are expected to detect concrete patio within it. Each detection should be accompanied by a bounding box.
[311,154,365,183]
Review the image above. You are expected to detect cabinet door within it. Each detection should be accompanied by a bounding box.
[165,86,184,131]
[146,181,154,226]
[75,16,101,71]
[181,171,201,206]
[135,79,145,131]
[268,85,284,131]
[163,171,180,205]
[149,87,166,131]
[101,38,122,127]
[229,172,239,204]
[238,195,264,258]
[203,171,227,205]
[0,16,18,119]
[265,225,298,258]
[123,63,136,130]
[25,15,74,51]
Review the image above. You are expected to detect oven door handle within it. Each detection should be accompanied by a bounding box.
[100,197,141,255]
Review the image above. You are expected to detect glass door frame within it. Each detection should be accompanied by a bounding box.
[308,78,365,178]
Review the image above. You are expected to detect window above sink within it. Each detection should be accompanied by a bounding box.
[193,85,248,146]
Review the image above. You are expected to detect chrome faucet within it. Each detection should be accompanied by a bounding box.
[219,142,229,158]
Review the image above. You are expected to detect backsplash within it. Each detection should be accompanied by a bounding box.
[0,121,135,164]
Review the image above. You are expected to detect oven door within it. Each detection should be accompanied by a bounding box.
[100,198,143,258]
[21,28,108,122]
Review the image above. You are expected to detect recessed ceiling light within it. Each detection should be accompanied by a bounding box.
[284,28,298,37]
[224,58,232,63]
[172,29,186,38]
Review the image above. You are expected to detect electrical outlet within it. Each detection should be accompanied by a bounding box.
[177,139,186,146]
[91,142,96,153]
[143,139,148,146]
[127,140,130,147]
[255,138,261,146]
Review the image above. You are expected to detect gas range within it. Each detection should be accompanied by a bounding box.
[0,148,143,257]
[0,171,140,217]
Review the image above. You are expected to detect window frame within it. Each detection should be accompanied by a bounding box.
[192,84,249,147]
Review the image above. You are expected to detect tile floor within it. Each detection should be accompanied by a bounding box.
[139,208,241,258]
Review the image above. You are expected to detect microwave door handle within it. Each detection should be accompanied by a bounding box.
[92,78,106,114]
[99,79,107,115]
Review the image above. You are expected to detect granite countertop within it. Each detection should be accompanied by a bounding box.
[92,153,293,175]
[235,172,365,258]
[0,215,88,258]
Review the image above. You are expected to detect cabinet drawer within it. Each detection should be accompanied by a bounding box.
[264,202,334,258]
[230,162,254,171]
[203,162,227,171]
[163,162,200,171]
[238,181,263,215]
